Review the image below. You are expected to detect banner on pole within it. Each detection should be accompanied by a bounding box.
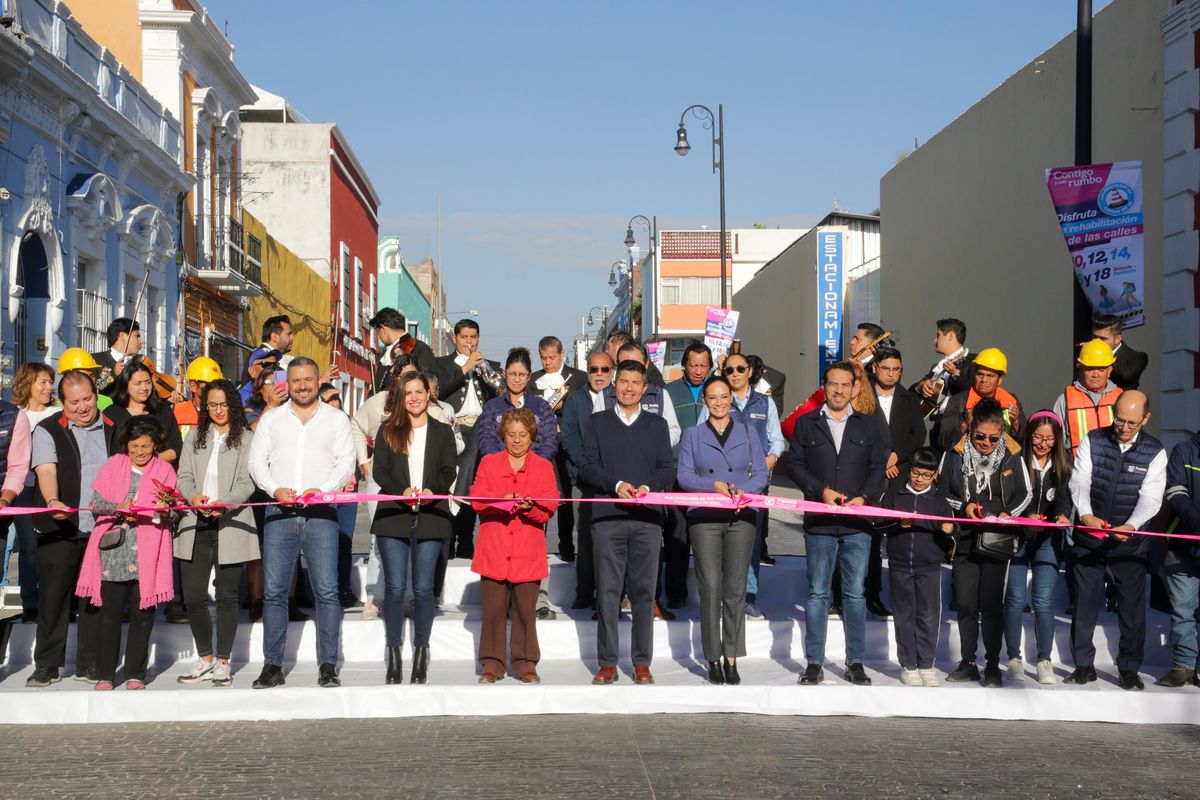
[1045,161,1145,329]
[703,306,739,360]
[816,229,844,379]
[646,340,666,372]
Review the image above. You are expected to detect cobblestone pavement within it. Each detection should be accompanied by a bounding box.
[0,714,1195,799]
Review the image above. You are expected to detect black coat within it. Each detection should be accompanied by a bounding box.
[1111,343,1148,391]
[759,364,787,415]
[375,336,438,394]
[875,382,927,481]
[434,352,500,411]
[785,407,889,535]
[530,365,587,418]
[370,418,458,540]
[880,483,955,572]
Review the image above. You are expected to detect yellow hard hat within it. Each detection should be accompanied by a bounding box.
[57,347,99,373]
[184,357,222,383]
[1077,338,1116,368]
[974,348,1008,374]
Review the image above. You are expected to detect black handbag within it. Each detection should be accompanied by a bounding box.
[970,528,1021,561]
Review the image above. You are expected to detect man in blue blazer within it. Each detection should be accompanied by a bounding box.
[787,361,889,687]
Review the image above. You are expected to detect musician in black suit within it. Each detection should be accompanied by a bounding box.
[911,317,973,447]
[872,348,928,488]
[433,318,500,559]
[91,317,140,397]
[531,335,587,561]
[1092,313,1148,391]
[369,307,438,393]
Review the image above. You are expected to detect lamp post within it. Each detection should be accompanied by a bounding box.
[675,103,727,308]
[624,214,657,338]
[607,260,628,287]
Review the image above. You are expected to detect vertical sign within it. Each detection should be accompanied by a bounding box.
[1045,161,1145,328]
[816,230,844,379]
[646,340,666,372]
[703,306,740,360]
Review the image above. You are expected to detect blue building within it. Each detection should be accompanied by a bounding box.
[377,235,433,346]
[0,0,190,385]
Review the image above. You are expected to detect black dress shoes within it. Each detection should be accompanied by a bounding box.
[1063,666,1098,685]
[844,663,872,686]
[1117,670,1145,691]
[866,599,893,619]
[706,661,725,685]
[252,663,285,689]
[799,664,824,685]
[722,660,741,686]
[411,647,429,684]
[318,663,340,688]
[385,647,402,685]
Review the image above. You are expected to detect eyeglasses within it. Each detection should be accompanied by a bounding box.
[206,402,229,410]
[588,366,611,374]
[909,469,937,481]
[972,433,1002,444]
[506,372,530,380]
[1030,433,1055,445]
[1113,417,1144,430]
[724,365,749,374]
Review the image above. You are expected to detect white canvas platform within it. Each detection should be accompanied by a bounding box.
[1,557,1197,726]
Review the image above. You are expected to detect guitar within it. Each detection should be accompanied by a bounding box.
[918,347,970,418]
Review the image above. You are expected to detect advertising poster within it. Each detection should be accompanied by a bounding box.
[704,306,740,360]
[1045,161,1145,328]
[816,230,844,379]
[647,340,666,373]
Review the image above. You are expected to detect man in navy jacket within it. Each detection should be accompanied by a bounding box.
[579,360,674,686]
[787,361,889,687]
[1158,428,1200,688]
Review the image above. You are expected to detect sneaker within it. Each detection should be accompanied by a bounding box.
[919,668,940,687]
[93,680,114,691]
[900,668,923,686]
[744,602,765,620]
[1007,658,1025,682]
[25,666,60,688]
[946,660,980,683]
[361,600,380,621]
[537,607,557,621]
[1036,660,1056,685]
[827,605,842,620]
[177,658,216,685]
[73,667,99,684]
[125,679,146,690]
[982,662,1003,688]
[211,661,232,687]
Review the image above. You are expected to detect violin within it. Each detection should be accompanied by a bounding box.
[97,353,180,401]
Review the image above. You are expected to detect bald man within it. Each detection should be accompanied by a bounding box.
[1066,391,1167,691]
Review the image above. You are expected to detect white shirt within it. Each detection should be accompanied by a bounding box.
[1069,431,1167,530]
[110,347,131,364]
[202,429,227,500]
[407,424,428,490]
[820,404,850,454]
[535,368,566,403]
[453,352,484,418]
[590,388,606,414]
[248,400,356,497]
[876,389,894,423]
[615,405,641,427]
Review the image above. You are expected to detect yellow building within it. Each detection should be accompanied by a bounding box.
[241,211,331,364]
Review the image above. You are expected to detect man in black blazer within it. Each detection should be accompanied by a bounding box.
[579,360,674,686]
[1092,313,1148,391]
[91,317,141,396]
[531,335,588,561]
[433,319,500,559]
[787,361,889,687]
[369,307,438,393]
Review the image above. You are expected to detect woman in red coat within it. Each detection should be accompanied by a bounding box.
[470,407,560,683]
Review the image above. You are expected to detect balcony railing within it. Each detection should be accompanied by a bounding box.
[76,289,112,353]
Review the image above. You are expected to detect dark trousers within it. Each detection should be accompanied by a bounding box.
[479,577,540,676]
[831,528,886,606]
[34,534,99,671]
[659,503,690,603]
[96,580,155,682]
[594,519,661,666]
[890,567,942,670]
[449,423,481,555]
[689,518,755,661]
[178,524,243,660]
[1071,550,1147,671]
[573,489,595,605]
[552,452,575,557]
[952,550,1007,665]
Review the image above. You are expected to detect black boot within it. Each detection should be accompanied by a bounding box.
[706,661,725,685]
[386,647,402,685]
[411,646,429,684]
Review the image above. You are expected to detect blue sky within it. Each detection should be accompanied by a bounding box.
[204,0,1112,358]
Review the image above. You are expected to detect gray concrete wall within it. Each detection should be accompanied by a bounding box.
[879,0,1168,423]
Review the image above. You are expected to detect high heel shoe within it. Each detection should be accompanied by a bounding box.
[723,659,741,685]
[411,646,429,684]
[706,661,725,685]
[385,647,402,685]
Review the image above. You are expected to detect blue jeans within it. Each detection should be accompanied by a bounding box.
[1003,534,1061,661]
[746,511,763,599]
[1161,548,1200,670]
[376,532,442,648]
[262,507,341,667]
[804,532,869,665]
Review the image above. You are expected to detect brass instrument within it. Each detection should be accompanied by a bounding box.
[921,347,971,419]
[471,348,506,394]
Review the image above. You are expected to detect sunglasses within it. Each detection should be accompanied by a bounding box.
[972,433,1002,444]
[588,366,611,374]
[724,365,749,374]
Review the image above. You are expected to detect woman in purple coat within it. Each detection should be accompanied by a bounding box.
[476,348,558,461]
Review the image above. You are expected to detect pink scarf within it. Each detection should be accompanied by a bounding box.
[75,454,177,609]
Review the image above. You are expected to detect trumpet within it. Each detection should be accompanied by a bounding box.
[470,348,506,394]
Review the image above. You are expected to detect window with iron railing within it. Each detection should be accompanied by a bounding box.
[226,215,245,276]
[76,288,113,352]
[245,233,263,286]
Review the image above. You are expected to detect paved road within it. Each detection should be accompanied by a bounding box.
[0,714,1194,799]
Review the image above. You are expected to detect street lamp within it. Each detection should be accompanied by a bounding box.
[446,309,479,317]
[608,260,628,288]
[675,103,727,308]
[623,214,657,338]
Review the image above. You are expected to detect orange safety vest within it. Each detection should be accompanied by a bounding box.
[1064,384,1123,453]
[174,399,200,442]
